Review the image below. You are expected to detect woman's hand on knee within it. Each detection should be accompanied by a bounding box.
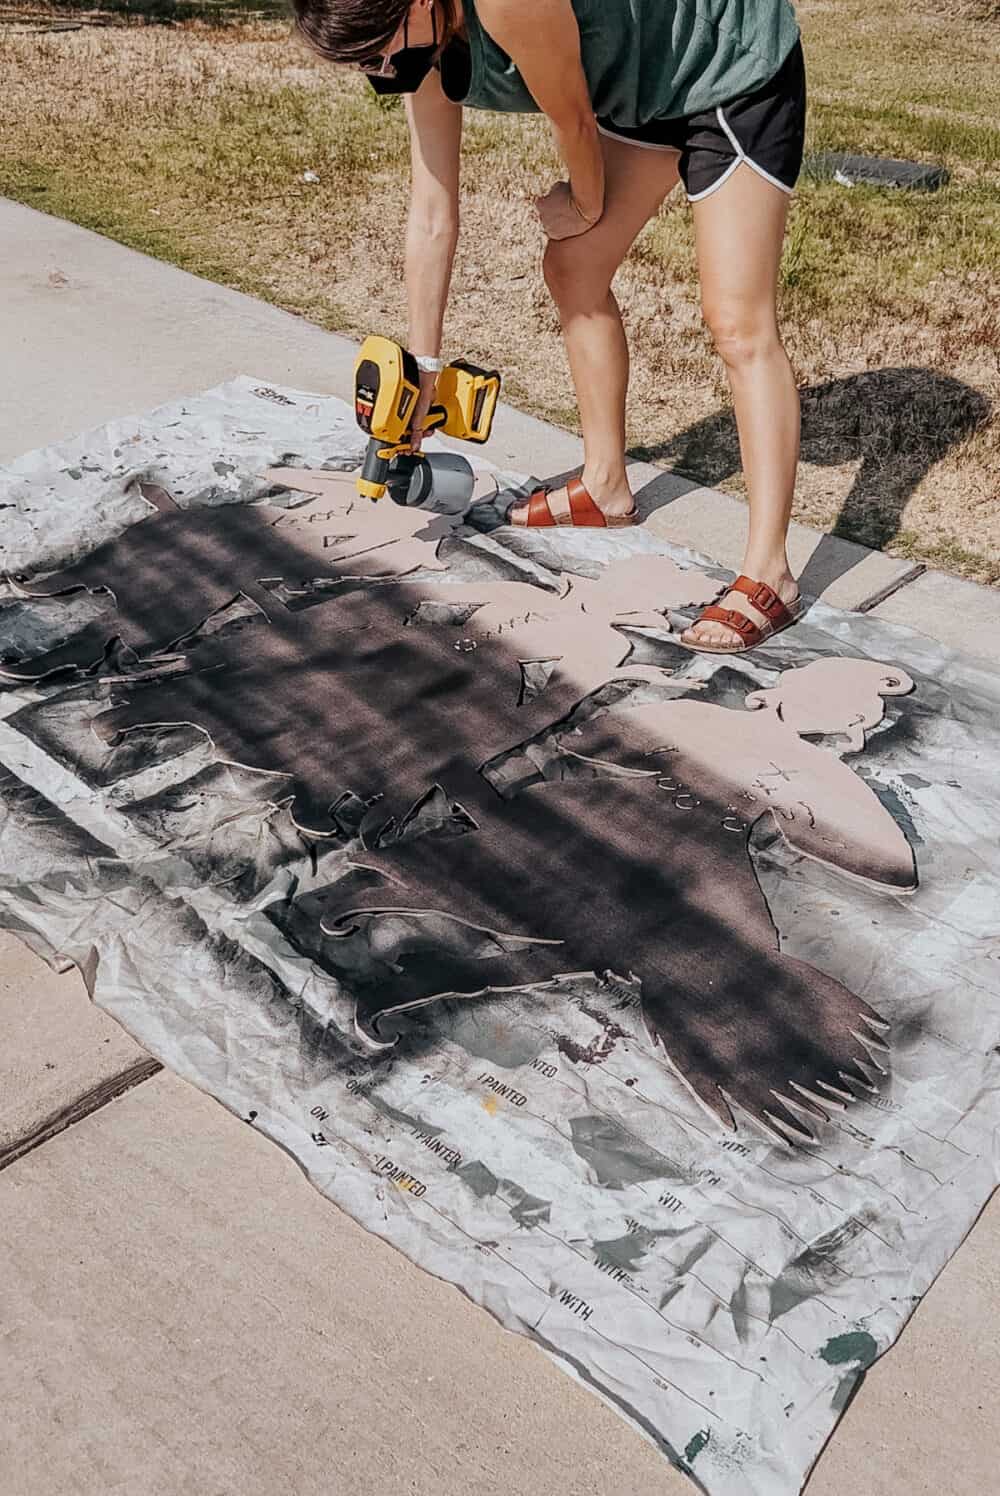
[534,180,601,240]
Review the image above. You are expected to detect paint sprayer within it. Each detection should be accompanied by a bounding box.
[353,335,501,515]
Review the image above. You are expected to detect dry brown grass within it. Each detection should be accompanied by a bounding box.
[942,1,1000,19]
[1,0,997,579]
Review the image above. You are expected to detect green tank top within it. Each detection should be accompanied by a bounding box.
[455,0,801,125]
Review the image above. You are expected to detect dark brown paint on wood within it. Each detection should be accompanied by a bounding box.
[4,496,914,1139]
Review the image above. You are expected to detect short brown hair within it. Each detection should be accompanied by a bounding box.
[292,0,459,66]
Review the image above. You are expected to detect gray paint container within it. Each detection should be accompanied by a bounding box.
[385,451,478,516]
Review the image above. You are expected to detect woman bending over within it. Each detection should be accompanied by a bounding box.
[293,0,808,654]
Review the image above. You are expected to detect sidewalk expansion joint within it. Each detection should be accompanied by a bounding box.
[0,1057,163,1174]
[856,563,927,614]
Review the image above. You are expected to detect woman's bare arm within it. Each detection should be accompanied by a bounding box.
[402,69,462,445]
[405,70,463,360]
[477,0,604,230]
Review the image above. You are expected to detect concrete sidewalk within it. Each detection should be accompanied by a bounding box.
[1,196,998,1496]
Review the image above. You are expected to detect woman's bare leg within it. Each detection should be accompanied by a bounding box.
[510,135,681,522]
[683,163,800,647]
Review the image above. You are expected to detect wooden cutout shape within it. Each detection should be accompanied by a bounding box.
[556,695,918,892]
[262,469,454,576]
[407,554,718,723]
[303,763,892,1141]
[745,658,915,752]
[4,494,914,1140]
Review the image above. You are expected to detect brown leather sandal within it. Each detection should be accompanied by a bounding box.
[679,574,803,654]
[508,475,637,528]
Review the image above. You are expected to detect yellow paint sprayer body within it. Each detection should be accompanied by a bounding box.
[354,336,500,501]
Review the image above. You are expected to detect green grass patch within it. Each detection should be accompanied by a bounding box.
[892,531,1000,585]
[810,98,1000,167]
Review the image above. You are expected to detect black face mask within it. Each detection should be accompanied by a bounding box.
[366,9,439,96]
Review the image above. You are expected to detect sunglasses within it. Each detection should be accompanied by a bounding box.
[342,52,395,76]
[346,15,411,77]
[357,48,398,77]
[346,9,437,78]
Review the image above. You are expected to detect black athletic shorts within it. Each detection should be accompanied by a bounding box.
[596,39,807,202]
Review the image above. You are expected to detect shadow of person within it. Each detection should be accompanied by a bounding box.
[628,366,991,599]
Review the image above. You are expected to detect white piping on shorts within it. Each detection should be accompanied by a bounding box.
[596,122,681,155]
[687,105,795,202]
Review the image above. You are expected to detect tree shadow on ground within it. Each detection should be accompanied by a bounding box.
[629,366,992,596]
[4,491,896,1140]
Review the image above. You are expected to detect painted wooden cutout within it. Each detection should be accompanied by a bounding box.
[3,490,916,1140]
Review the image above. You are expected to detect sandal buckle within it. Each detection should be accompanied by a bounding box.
[748,581,779,614]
